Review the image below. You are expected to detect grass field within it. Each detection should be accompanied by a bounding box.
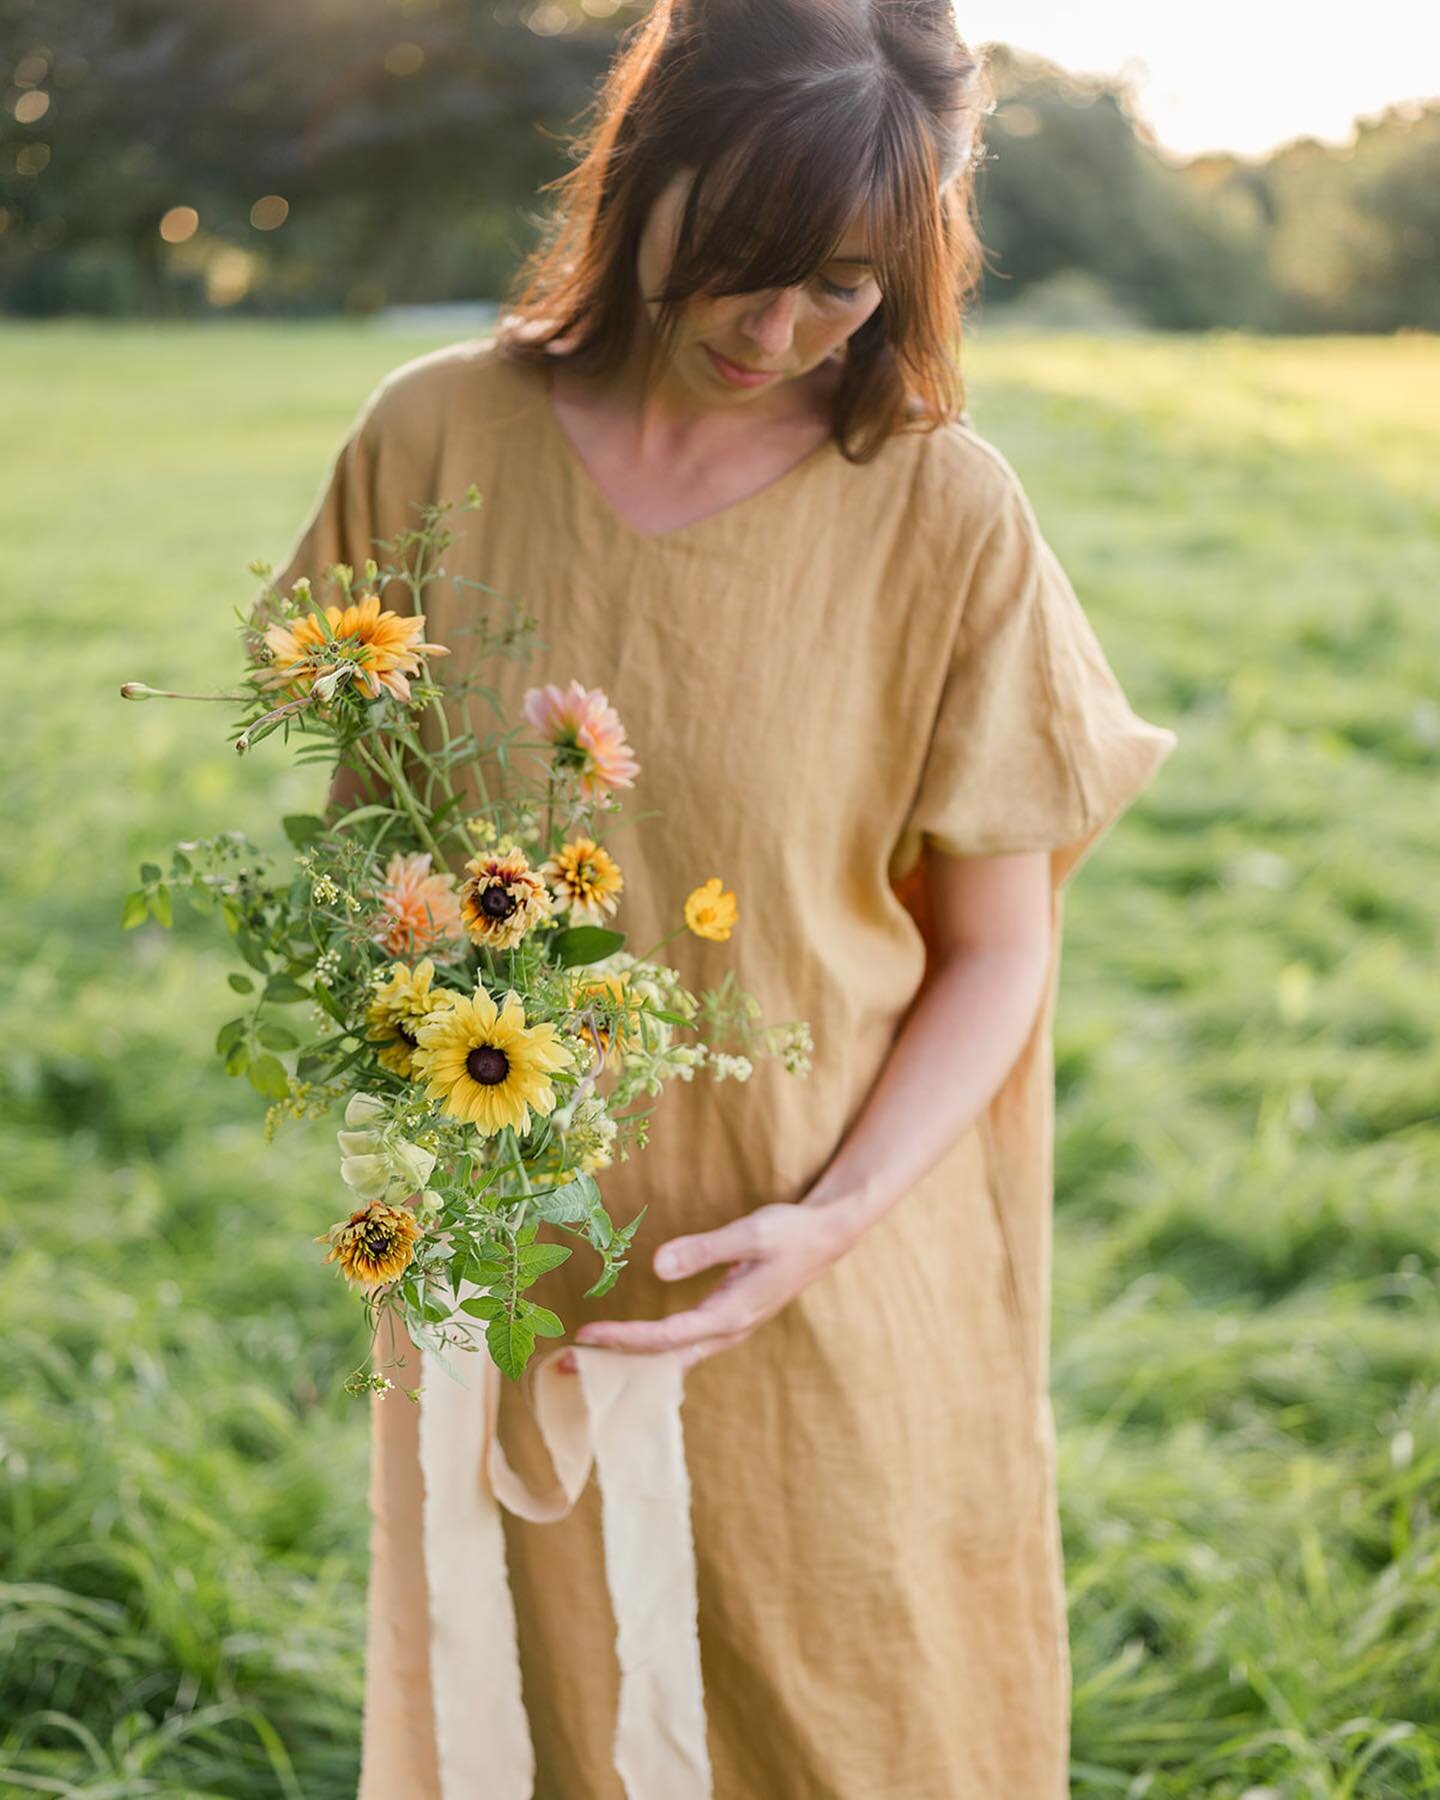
[2,320,1438,1797]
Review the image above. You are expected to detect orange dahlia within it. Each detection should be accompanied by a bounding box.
[370,852,463,959]
[263,593,449,704]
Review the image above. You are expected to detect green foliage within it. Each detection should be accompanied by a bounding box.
[2,323,1438,1792]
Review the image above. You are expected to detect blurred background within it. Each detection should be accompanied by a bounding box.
[3,3,1439,1797]
[2,0,1439,330]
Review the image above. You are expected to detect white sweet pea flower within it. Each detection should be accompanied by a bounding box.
[336,1092,437,1202]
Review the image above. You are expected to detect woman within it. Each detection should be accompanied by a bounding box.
[269,1,1177,1793]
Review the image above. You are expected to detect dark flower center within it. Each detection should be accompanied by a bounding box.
[396,1023,418,1047]
[481,883,517,920]
[466,1044,510,1085]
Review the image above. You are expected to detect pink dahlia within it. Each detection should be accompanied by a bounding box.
[521,679,640,799]
[369,852,463,959]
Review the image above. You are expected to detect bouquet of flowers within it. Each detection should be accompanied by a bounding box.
[121,487,812,1393]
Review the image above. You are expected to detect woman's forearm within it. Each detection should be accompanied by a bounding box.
[800,943,1052,1248]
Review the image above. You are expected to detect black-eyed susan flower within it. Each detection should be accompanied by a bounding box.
[315,1198,421,1290]
[262,594,449,704]
[412,986,576,1137]
[366,958,458,1078]
[541,836,625,926]
[458,846,553,951]
[684,876,739,942]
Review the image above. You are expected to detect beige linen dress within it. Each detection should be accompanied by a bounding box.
[268,336,1177,1799]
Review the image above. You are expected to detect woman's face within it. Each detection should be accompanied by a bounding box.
[636,168,884,403]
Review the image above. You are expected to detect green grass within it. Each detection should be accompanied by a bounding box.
[3,320,1438,1797]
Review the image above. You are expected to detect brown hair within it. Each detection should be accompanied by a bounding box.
[496,0,991,462]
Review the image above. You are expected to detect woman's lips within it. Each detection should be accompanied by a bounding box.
[702,344,780,388]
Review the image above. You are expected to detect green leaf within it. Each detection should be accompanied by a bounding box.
[516,1221,540,1246]
[139,863,162,884]
[486,1311,536,1381]
[313,983,349,1027]
[549,925,627,969]
[148,886,173,928]
[523,1302,566,1338]
[215,1018,247,1056]
[263,975,309,1004]
[224,1040,251,1077]
[227,973,255,994]
[121,890,149,930]
[236,933,270,975]
[517,1243,572,1283]
[529,1181,599,1226]
[459,1295,503,1320]
[282,813,326,849]
[171,850,192,876]
[612,1204,648,1248]
[461,1257,509,1286]
[650,1009,693,1027]
[258,1023,299,1051]
[332,804,394,831]
[583,1264,622,1301]
[246,1054,290,1100]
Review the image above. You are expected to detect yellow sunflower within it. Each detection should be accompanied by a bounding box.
[541,836,625,926]
[684,876,739,942]
[366,958,458,1078]
[458,846,553,952]
[412,985,576,1137]
[263,593,449,704]
[315,1199,420,1290]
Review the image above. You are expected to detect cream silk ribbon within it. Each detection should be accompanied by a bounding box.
[416,1299,715,1799]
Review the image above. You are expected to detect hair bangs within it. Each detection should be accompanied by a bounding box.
[662,114,877,305]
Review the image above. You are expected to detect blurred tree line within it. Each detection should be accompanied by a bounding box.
[1,0,1436,330]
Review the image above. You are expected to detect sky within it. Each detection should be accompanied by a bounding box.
[954,1,1440,161]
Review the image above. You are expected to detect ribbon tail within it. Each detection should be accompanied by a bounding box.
[419,1322,536,1799]
[577,1349,715,1800]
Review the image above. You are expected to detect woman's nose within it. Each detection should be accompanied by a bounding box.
[739,286,802,358]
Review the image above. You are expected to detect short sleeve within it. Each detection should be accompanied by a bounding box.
[897,472,1177,891]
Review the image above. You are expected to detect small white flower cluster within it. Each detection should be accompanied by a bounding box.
[315,947,342,983]
[709,1052,753,1083]
[773,1021,814,1077]
[311,874,341,905]
[563,1092,618,1171]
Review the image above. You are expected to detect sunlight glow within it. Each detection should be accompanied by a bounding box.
[955,0,1440,160]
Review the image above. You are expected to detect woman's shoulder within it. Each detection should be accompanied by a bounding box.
[349,333,541,449]
[854,405,1039,571]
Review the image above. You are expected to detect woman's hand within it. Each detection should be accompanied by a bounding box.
[556,1199,859,1373]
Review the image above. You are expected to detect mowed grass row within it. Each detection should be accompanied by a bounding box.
[2,321,1438,1797]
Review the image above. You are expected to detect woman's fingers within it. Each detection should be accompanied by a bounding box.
[654,1206,783,1280]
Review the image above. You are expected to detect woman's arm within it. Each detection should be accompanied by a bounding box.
[567,848,1055,1369]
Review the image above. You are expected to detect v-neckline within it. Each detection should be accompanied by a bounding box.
[536,354,838,547]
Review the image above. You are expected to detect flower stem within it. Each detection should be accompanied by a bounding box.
[355,736,447,867]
